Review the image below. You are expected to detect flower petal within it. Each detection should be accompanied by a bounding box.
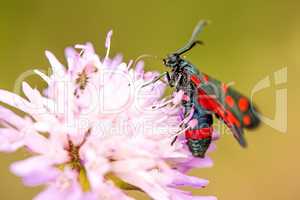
[0,106,28,129]
[118,171,170,200]
[10,156,56,177]
[0,128,24,152]
[45,50,65,77]
[168,170,209,188]
[22,167,60,187]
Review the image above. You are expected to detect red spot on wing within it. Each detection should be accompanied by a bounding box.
[238,97,249,112]
[190,75,201,86]
[226,110,241,128]
[185,127,213,140]
[243,115,251,126]
[197,89,227,124]
[225,95,235,108]
[197,90,220,111]
[197,88,241,128]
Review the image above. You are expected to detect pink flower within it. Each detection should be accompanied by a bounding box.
[0,31,217,200]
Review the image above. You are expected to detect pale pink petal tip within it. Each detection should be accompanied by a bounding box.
[105,30,113,49]
[135,60,144,74]
[212,130,220,140]
[173,90,184,105]
[188,119,198,128]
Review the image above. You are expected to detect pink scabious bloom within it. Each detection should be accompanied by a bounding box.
[0,31,218,200]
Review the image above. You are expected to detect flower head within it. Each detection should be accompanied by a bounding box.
[0,31,217,200]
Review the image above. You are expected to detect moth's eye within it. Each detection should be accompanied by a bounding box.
[170,56,177,62]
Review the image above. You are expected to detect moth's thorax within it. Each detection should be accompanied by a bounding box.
[163,54,182,68]
[169,68,190,92]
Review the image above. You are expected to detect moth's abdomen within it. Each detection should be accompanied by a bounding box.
[187,138,212,158]
[184,116,213,158]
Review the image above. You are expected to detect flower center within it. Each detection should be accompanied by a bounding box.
[65,130,91,171]
[67,141,82,171]
[63,134,91,192]
[76,70,89,90]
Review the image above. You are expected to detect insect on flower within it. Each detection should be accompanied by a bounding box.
[143,20,261,158]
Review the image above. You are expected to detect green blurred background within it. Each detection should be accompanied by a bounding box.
[0,0,298,199]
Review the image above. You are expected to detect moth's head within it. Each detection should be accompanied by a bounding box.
[163,53,180,68]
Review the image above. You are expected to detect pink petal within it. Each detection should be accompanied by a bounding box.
[135,60,144,74]
[0,106,27,129]
[22,82,43,106]
[34,70,51,85]
[0,128,24,152]
[170,188,217,200]
[33,184,82,200]
[118,171,170,200]
[24,131,50,154]
[105,30,113,49]
[110,54,123,68]
[22,167,60,186]
[10,156,54,177]
[168,170,209,188]
[173,90,184,105]
[212,130,220,141]
[45,50,65,77]
[0,89,33,114]
[34,169,83,200]
[83,42,95,57]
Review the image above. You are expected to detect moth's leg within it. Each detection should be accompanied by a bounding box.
[174,74,182,88]
[166,71,171,82]
[141,72,168,88]
[171,136,178,146]
[178,83,195,128]
[166,72,175,87]
[171,96,194,145]
[181,104,194,127]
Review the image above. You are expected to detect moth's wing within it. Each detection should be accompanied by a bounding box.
[224,86,261,129]
[190,72,260,147]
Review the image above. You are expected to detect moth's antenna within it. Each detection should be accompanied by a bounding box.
[175,20,209,55]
